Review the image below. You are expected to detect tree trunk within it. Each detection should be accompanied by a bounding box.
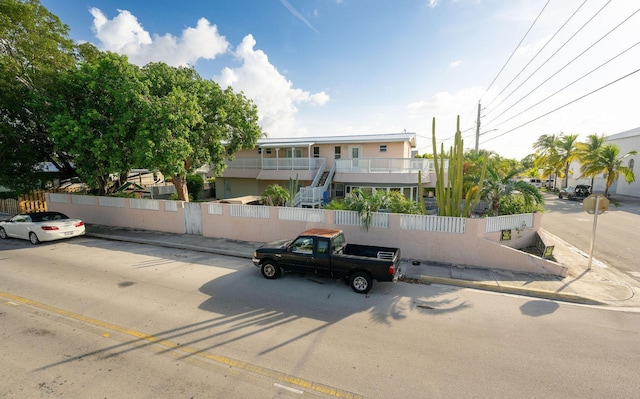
[172,175,189,202]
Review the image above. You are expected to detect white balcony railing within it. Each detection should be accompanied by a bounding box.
[225,157,323,171]
[335,158,445,173]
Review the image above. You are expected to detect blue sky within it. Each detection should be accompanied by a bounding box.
[41,0,640,159]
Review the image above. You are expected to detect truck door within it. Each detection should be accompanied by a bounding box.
[314,238,332,276]
[279,235,316,274]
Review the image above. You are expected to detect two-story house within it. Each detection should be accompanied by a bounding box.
[217,133,441,207]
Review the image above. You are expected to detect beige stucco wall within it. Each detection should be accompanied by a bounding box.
[48,193,565,276]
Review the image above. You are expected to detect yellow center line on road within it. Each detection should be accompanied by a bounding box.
[1,291,364,399]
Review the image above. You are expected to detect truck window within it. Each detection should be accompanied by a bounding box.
[317,239,329,254]
[292,237,314,254]
[331,233,346,253]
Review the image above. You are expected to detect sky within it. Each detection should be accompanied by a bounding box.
[41,0,640,160]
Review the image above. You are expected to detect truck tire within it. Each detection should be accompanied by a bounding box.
[261,260,280,280]
[349,271,372,294]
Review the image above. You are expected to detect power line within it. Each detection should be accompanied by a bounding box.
[480,0,550,101]
[480,68,640,145]
[483,40,640,131]
[484,5,639,131]
[483,0,588,113]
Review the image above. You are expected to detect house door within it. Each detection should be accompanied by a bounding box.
[349,146,363,170]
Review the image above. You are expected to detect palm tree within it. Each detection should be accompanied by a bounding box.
[581,144,637,196]
[261,184,290,206]
[556,133,580,190]
[481,166,544,216]
[533,133,559,188]
[343,188,390,230]
[576,134,605,188]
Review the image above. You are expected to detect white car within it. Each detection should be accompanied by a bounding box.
[0,211,85,245]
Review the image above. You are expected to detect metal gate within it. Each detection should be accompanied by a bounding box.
[184,202,203,235]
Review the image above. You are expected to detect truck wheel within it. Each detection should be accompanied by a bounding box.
[261,260,280,279]
[349,272,372,294]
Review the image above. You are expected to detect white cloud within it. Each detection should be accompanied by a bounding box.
[89,8,229,67]
[87,8,329,137]
[215,35,330,137]
[428,0,439,9]
[449,60,462,68]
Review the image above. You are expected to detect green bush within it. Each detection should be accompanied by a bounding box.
[499,194,544,215]
[186,174,205,201]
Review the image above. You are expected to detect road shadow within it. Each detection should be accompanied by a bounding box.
[519,300,559,317]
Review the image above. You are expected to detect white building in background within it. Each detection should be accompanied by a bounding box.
[566,127,640,197]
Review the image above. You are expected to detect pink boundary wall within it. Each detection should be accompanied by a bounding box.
[47,193,567,277]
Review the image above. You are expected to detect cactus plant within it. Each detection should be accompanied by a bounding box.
[431,116,486,217]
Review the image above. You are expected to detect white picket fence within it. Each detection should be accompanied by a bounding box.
[400,214,466,233]
[485,213,534,232]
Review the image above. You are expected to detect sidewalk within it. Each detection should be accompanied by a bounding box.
[85,224,640,308]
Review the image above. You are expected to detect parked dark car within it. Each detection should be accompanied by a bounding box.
[559,185,591,200]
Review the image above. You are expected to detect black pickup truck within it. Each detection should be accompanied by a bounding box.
[252,228,401,294]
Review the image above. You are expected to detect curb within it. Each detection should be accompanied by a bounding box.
[415,275,605,305]
[86,233,253,260]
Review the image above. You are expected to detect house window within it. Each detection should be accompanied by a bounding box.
[379,144,387,153]
[334,183,345,197]
[313,146,320,158]
[258,148,262,154]
[266,148,272,154]
[286,148,303,158]
[350,146,362,159]
[334,146,341,159]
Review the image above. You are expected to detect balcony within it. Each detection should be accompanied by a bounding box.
[226,157,324,170]
[335,158,442,173]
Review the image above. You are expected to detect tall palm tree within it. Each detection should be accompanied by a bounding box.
[576,134,605,188]
[556,133,580,190]
[533,133,559,189]
[581,144,637,196]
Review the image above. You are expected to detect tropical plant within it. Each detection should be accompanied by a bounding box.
[481,167,544,216]
[343,188,389,231]
[261,184,290,206]
[580,144,637,196]
[556,133,580,189]
[576,134,606,188]
[432,117,486,217]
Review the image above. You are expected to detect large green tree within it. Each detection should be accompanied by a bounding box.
[48,50,147,194]
[0,0,76,193]
[138,63,262,201]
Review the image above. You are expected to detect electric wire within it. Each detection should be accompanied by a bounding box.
[480,0,550,101]
[483,0,588,113]
[483,40,640,130]
[480,68,640,145]
[482,0,613,127]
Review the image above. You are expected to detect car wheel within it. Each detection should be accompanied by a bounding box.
[261,260,280,279]
[0,227,7,239]
[558,194,562,199]
[29,232,40,245]
[349,271,372,294]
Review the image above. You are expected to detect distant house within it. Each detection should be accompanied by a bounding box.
[565,127,640,197]
[216,133,443,207]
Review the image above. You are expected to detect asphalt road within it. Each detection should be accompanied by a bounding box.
[540,192,640,282]
[1,236,639,398]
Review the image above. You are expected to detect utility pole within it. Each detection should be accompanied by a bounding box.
[475,101,481,152]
